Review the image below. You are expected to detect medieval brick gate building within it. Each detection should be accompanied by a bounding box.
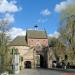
[9,30,55,70]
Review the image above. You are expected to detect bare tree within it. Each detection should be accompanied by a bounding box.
[59,15,75,65]
[0,19,11,72]
[49,37,66,61]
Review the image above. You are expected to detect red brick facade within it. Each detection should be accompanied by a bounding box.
[28,38,48,47]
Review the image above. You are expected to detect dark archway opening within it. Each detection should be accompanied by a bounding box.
[25,61,31,68]
[40,55,47,68]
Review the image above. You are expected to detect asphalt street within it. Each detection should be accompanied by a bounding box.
[9,69,74,75]
[10,69,75,75]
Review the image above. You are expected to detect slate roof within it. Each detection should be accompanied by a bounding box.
[9,36,27,46]
[9,30,48,46]
[26,30,47,39]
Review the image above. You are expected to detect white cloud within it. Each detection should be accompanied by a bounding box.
[49,31,60,38]
[55,0,75,13]
[3,13,15,23]
[0,0,21,13]
[0,0,22,24]
[40,9,51,16]
[7,27,26,40]
[0,13,15,24]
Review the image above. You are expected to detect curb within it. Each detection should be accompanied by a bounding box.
[48,68,75,73]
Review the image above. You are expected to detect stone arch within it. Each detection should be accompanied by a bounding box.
[24,61,32,68]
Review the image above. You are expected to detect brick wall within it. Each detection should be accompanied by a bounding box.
[28,39,48,47]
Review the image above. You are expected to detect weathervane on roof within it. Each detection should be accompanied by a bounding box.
[34,24,38,30]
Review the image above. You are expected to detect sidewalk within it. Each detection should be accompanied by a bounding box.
[49,68,75,73]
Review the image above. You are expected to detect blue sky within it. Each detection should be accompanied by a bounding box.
[14,0,62,33]
[0,0,74,39]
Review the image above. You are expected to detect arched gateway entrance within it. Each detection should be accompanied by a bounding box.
[35,46,48,68]
[40,54,47,68]
[24,61,31,68]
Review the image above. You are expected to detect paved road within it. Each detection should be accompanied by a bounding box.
[10,69,64,75]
